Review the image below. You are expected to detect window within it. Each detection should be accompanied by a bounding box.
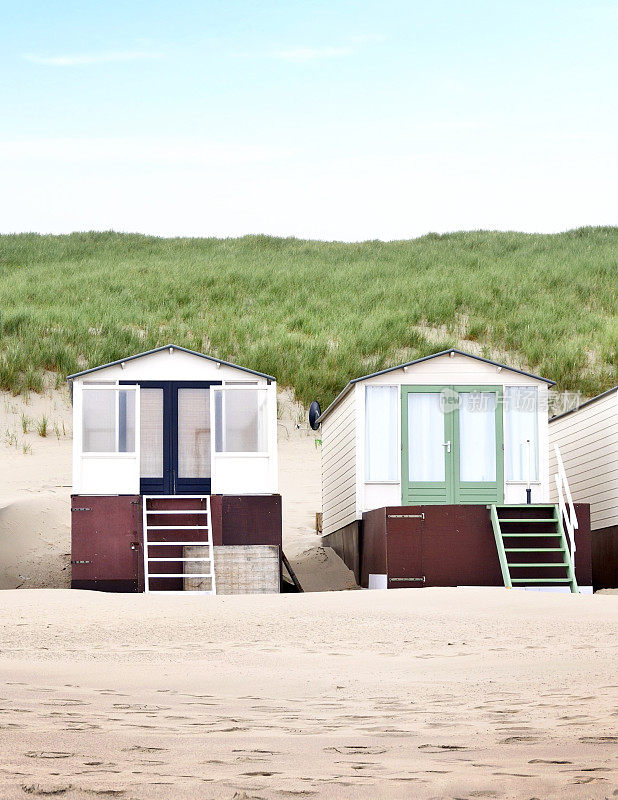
[365,385,398,481]
[214,387,268,453]
[505,386,539,481]
[82,386,136,453]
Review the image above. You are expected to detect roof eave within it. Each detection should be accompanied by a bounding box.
[549,384,618,422]
[66,344,276,382]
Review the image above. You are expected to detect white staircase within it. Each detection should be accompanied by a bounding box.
[142,495,216,594]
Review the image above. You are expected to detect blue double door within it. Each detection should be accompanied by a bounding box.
[127,381,220,495]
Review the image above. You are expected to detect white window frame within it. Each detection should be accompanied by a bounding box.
[80,383,139,459]
[212,383,270,458]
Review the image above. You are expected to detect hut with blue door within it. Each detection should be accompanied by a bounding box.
[68,345,284,594]
[314,349,592,592]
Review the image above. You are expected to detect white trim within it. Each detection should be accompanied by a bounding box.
[80,453,138,460]
[212,452,270,458]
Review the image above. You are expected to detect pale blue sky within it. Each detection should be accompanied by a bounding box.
[1,1,617,239]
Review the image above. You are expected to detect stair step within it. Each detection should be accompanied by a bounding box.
[150,573,213,578]
[146,541,211,546]
[147,525,209,530]
[498,518,556,523]
[505,547,564,552]
[511,578,572,583]
[146,509,208,515]
[508,562,567,568]
[148,557,212,562]
[495,504,555,508]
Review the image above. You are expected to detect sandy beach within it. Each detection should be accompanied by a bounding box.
[1,387,617,798]
[1,587,617,799]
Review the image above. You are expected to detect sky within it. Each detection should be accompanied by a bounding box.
[1,0,617,241]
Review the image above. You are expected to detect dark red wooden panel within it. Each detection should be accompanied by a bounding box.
[219,495,282,547]
[384,508,423,588]
[360,508,387,588]
[420,505,502,587]
[71,495,142,592]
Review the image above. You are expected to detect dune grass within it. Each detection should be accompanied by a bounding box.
[0,228,616,405]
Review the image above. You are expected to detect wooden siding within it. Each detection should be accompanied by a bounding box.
[549,390,618,531]
[321,389,357,536]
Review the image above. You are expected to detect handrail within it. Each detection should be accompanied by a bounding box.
[553,443,578,572]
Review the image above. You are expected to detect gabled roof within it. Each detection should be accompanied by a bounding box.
[66,344,275,382]
[316,348,555,424]
[550,384,618,422]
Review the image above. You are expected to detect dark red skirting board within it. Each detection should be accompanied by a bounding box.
[323,504,592,589]
[71,494,282,592]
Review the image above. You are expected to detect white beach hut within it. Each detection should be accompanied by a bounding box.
[549,386,618,588]
[67,344,282,594]
[314,349,590,592]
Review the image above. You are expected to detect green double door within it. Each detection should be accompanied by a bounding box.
[401,385,504,505]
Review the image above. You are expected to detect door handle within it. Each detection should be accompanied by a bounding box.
[442,441,451,453]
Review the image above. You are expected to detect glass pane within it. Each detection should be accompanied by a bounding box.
[140,389,163,478]
[178,388,211,478]
[408,393,445,482]
[118,389,135,453]
[459,392,496,482]
[505,386,538,481]
[365,386,397,481]
[82,389,116,452]
[215,389,267,453]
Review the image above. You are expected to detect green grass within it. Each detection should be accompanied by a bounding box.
[0,228,616,405]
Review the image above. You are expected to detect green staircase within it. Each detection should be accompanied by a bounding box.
[489,504,578,593]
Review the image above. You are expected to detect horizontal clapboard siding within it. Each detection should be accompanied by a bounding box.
[321,389,357,536]
[549,389,618,530]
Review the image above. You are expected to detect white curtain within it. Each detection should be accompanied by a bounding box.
[505,386,538,481]
[178,388,211,478]
[140,388,163,478]
[365,386,398,481]
[407,392,445,482]
[459,392,496,482]
[215,388,268,453]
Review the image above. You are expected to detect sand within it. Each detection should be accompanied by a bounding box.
[1,587,617,799]
[1,387,617,798]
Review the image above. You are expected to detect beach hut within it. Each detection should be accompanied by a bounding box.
[68,345,283,594]
[549,386,618,589]
[314,349,591,591]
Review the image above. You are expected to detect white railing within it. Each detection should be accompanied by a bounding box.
[553,443,578,572]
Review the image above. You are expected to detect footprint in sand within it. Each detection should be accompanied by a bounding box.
[579,735,618,744]
[418,743,467,752]
[22,783,72,795]
[25,752,74,760]
[324,746,387,755]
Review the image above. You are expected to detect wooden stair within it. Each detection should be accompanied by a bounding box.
[490,504,578,593]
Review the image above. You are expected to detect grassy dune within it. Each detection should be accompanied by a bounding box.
[0,228,616,404]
